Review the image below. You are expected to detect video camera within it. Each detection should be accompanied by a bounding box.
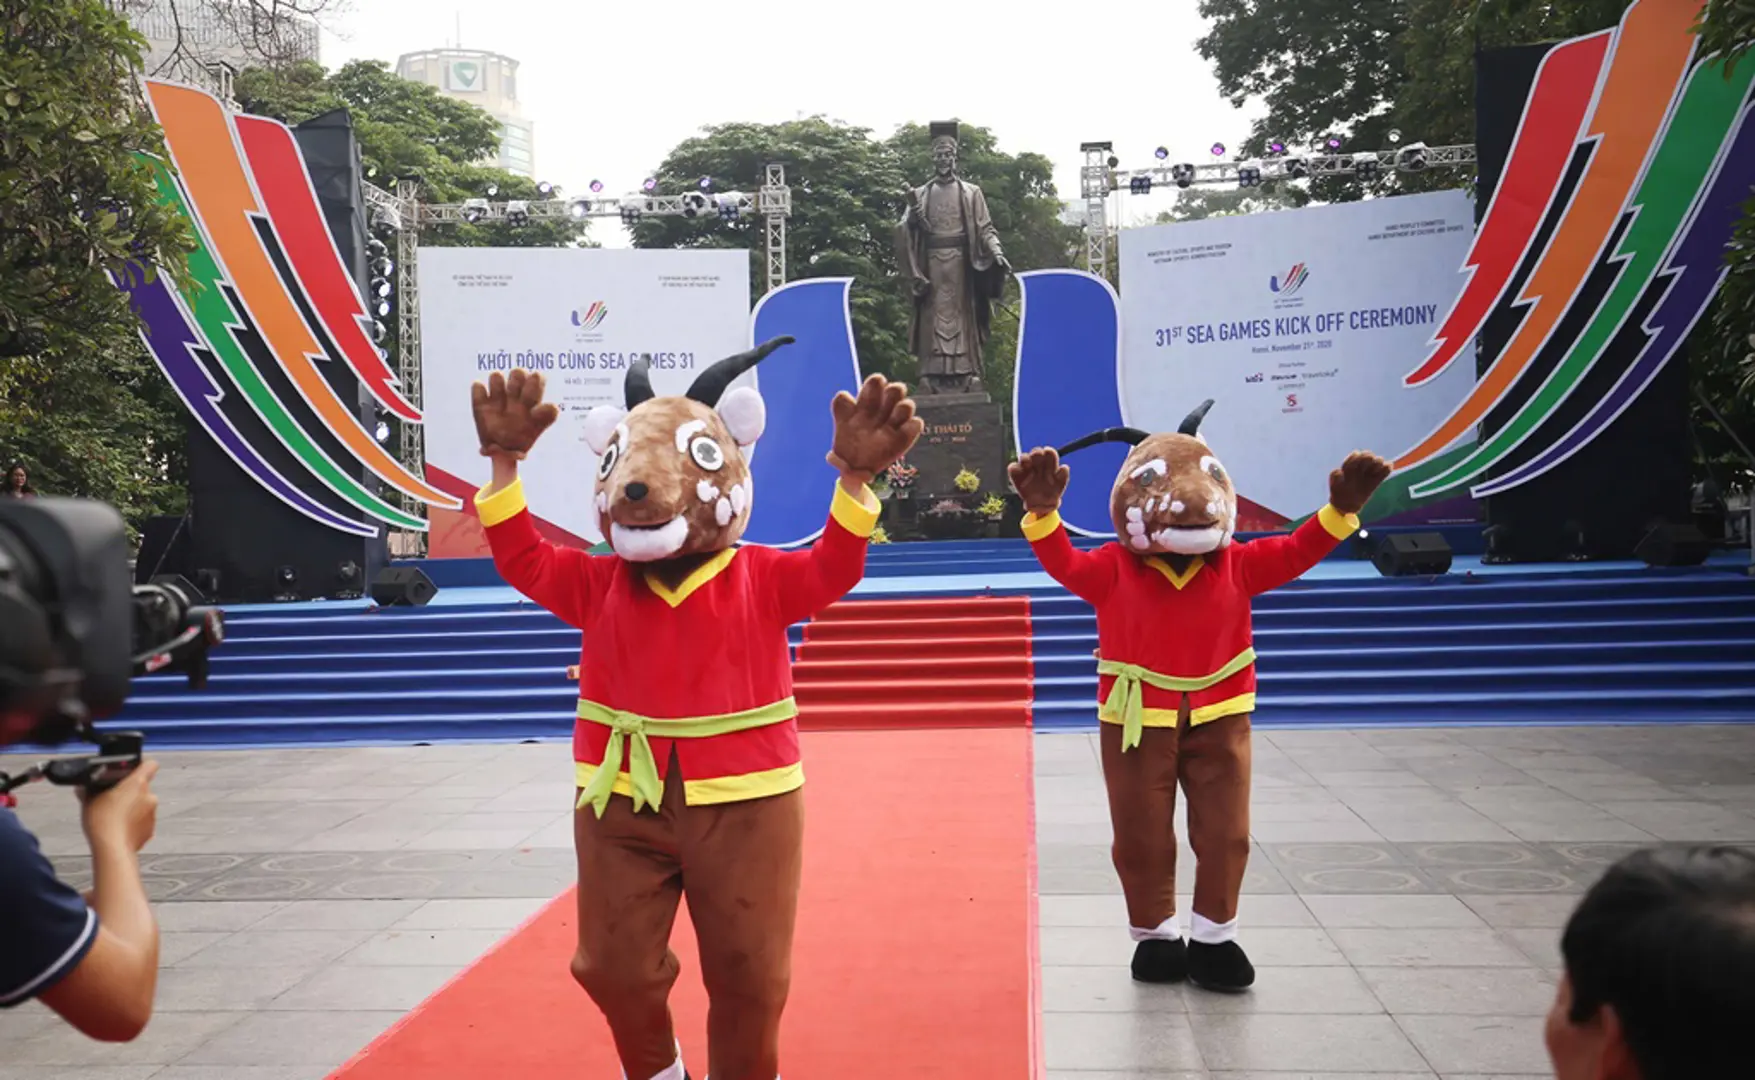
[0,497,223,796]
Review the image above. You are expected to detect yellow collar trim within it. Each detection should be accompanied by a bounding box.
[1145,555,1205,590]
[644,548,739,607]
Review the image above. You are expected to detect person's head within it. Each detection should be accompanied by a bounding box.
[1547,845,1755,1080]
[5,464,29,493]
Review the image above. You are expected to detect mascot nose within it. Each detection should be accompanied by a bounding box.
[624,481,649,502]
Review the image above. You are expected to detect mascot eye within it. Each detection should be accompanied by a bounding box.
[1129,462,1165,485]
[597,442,620,480]
[1205,459,1226,484]
[689,435,726,472]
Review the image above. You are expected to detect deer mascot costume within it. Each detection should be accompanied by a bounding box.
[470,337,922,1080]
[1010,400,1390,991]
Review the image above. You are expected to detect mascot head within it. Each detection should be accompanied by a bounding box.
[581,336,793,562]
[1061,399,1236,556]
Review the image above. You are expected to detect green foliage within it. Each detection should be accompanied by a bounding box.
[1697,0,1755,397]
[1155,184,1306,223]
[0,0,198,527]
[234,60,589,249]
[631,117,1077,414]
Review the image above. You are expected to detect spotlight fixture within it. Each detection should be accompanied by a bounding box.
[372,278,392,300]
[372,319,387,344]
[536,180,554,196]
[1210,142,1226,157]
[1267,140,1286,155]
[698,176,713,190]
[273,564,299,602]
[1106,154,1120,168]
[1170,163,1195,188]
[366,238,388,258]
[1353,152,1381,180]
[569,198,592,218]
[1327,136,1343,149]
[371,256,393,277]
[374,299,391,319]
[505,200,530,226]
[336,560,363,600]
[1237,162,1262,188]
[620,204,642,226]
[485,182,500,197]
[462,197,488,223]
[716,194,742,221]
[681,192,710,218]
[371,207,398,233]
[1386,129,1403,144]
[374,420,390,443]
[1129,175,1152,194]
[1283,156,1309,180]
[1396,141,1429,171]
[589,179,604,193]
[1154,146,1169,160]
[641,177,658,192]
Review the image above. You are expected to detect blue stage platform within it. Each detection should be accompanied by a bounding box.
[85,540,1755,751]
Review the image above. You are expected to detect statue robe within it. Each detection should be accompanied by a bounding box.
[896,177,1006,384]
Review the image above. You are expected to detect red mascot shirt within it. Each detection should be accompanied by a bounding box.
[477,479,879,806]
[1024,506,1358,729]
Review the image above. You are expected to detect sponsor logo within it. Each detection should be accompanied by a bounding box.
[1269,263,1309,296]
[1244,372,1264,383]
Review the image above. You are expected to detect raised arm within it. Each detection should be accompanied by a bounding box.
[1235,451,1391,595]
[1010,447,1117,606]
[764,374,922,627]
[471,370,603,627]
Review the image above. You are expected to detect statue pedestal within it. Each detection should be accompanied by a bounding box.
[908,391,1010,504]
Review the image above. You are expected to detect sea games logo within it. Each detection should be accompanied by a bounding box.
[1269,263,1309,296]
[571,301,608,331]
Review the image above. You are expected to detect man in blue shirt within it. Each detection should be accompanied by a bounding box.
[0,708,161,1042]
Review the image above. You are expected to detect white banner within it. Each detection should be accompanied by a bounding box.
[1118,190,1476,523]
[418,247,751,543]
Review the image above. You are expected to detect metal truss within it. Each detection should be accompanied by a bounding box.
[1078,143,1478,276]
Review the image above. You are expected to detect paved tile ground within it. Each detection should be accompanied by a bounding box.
[2,725,1752,1078]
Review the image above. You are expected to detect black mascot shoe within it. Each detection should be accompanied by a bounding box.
[1129,937,1188,983]
[1187,939,1255,991]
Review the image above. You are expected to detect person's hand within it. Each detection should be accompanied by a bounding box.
[826,375,924,484]
[79,760,159,855]
[471,370,559,461]
[1328,451,1393,514]
[1008,447,1069,515]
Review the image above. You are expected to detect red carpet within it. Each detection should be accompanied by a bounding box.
[794,596,1034,730]
[331,728,1041,1080]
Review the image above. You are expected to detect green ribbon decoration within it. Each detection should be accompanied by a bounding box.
[574,697,799,817]
[1097,648,1257,752]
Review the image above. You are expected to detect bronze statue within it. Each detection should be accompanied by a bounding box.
[896,121,1011,395]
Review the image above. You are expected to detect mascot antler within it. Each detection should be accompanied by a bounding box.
[687,336,797,407]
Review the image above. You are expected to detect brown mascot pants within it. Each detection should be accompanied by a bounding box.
[1100,706,1252,932]
[572,757,803,1080]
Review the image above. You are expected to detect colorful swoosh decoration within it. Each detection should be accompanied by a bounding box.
[234,115,419,421]
[144,80,457,512]
[1475,102,1755,497]
[1394,0,1702,471]
[123,79,459,535]
[1402,30,1611,388]
[1411,53,1755,497]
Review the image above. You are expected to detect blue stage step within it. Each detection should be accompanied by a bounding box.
[65,546,1755,750]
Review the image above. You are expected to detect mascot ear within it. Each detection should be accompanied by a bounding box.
[717,385,766,447]
[582,405,626,455]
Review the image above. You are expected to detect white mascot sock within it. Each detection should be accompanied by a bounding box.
[1128,914,1182,942]
[625,1044,685,1080]
[1190,913,1238,945]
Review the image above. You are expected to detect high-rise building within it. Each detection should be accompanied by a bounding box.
[395,48,535,178]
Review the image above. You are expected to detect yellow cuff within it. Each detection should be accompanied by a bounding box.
[1317,504,1360,540]
[829,482,881,538]
[475,478,529,528]
[1021,510,1062,542]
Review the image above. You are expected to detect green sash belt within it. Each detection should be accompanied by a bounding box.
[1096,649,1256,752]
[574,697,799,817]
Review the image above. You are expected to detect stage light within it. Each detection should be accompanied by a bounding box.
[1210,142,1226,157]
[1327,136,1343,149]
[1268,140,1285,155]
[505,200,530,226]
[569,199,592,218]
[374,420,390,443]
[1237,162,1262,188]
[1353,152,1381,180]
[1171,163,1195,188]
[590,179,604,193]
[485,182,500,197]
[462,197,488,223]
[371,207,398,233]
[372,319,387,344]
[336,560,363,600]
[374,299,391,319]
[273,564,299,602]
[1387,129,1402,144]
[536,180,554,196]
[698,176,713,191]
[642,177,658,192]
[371,256,393,277]
[1129,175,1152,194]
[680,192,710,218]
[1283,156,1309,180]
[367,238,388,258]
[372,278,392,300]
[1482,523,1513,565]
[620,204,642,226]
[1396,142,1429,171]
[1106,154,1120,168]
[716,194,741,221]
[1154,146,1169,159]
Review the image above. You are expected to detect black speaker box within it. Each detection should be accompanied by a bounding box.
[134,515,192,585]
[1372,532,1454,577]
[1634,523,1711,567]
[370,566,437,607]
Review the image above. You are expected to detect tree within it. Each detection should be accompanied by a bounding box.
[111,0,337,76]
[631,118,1078,419]
[1696,0,1755,397]
[1153,184,1306,223]
[234,60,589,249]
[0,0,197,526]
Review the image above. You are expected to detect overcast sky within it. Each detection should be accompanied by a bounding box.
[317,0,1264,246]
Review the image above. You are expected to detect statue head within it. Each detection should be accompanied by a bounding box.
[930,121,959,179]
[1059,400,1239,556]
[580,337,794,562]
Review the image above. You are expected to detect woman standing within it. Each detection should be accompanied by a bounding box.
[4,463,36,498]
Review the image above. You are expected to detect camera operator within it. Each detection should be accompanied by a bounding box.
[0,716,161,1041]
[1,495,221,1042]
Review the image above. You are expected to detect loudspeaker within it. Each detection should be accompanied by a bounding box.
[1634,523,1711,567]
[370,566,437,607]
[1371,532,1454,577]
[134,515,192,585]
